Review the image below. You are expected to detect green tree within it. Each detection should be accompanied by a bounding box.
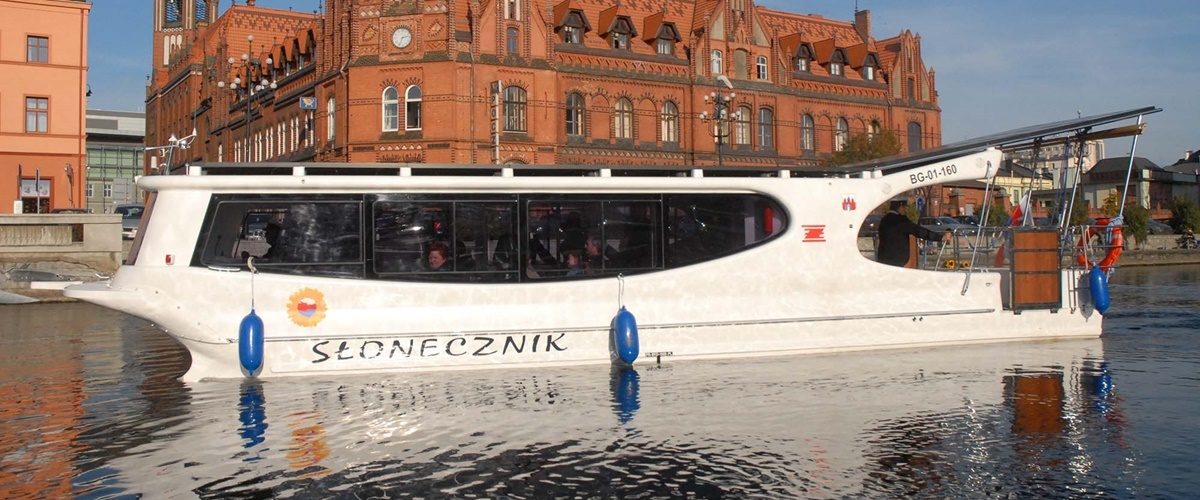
[829,130,902,166]
[985,202,1009,226]
[1100,193,1121,217]
[1069,192,1091,226]
[1169,196,1200,232]
[1122,203,1150,248]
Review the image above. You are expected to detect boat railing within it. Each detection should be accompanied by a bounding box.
[914,224,1120,274]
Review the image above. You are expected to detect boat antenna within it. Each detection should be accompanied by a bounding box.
[1116,114,1145,220]
[247,256,258,309]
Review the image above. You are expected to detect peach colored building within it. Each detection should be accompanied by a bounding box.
[0,0,90,213]
[148,1,940,173]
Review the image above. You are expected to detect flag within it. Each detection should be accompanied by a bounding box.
[1008,191,1032,226]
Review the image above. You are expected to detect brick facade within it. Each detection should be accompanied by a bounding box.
[147,0,941,172]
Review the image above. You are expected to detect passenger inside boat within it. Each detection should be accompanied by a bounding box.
[426,241,451,271]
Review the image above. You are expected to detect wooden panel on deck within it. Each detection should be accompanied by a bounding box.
[1011,229,1061,310]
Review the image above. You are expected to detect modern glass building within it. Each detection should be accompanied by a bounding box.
[85,110,145,213]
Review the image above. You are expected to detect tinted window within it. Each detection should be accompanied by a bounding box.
[526,197,661,279]
[665,194,785,267]
[373,198,518,282]
[196,196,363,278]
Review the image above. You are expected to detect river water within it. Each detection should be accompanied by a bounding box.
[1,265,1198,498]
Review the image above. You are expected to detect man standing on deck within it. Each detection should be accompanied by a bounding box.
[876,200,950,267]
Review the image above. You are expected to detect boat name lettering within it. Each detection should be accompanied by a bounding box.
[909,164,957,184]
[310,333,568,363]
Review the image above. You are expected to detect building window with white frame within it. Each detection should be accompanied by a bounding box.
[382,87,399,131]
[610,17,633,50]
[661,101,679,144]
[326,96,336,142]
[711,50,723,75]
[565,92,585,137]
[614,98,633,140]
[505,0,520,20]
[835,117,849,151]
[561,11,586,44]
[795,45,811,72]
[757,108,773,149]
[405,85,422,130]
[734,106,751,146]
[756,55,768,80]
[801,114,815,152]
[829,50,845,77]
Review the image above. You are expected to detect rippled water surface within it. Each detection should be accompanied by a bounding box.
[2,265,1199,498]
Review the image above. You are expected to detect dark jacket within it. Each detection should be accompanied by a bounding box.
[876,211,942,266]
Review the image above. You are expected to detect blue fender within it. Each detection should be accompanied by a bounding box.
[1089,269,1111,314]
[610,306,639,365]
[239,309,265,375]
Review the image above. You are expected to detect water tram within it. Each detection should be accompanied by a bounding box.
[66,107,1159,381]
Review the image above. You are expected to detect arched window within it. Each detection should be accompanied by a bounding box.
[711,50,723,75]
[835,117,849,151]
[326,96,336,142]
[756,55,768,80]
[801,114,815,152]
[907,121,923,152]
[757,108,774,149]
[565,92,585,137]
[505,0,520,20]
[506,27,519,56]
[614,98,633,140]
[869,120,881,138]
[405,85,422,130]
[503,86,527,132]
[661,101,679,144]
[734,105,751,146]
[382,86,399,132]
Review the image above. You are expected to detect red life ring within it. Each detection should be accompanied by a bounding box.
[1075,220,1123,272]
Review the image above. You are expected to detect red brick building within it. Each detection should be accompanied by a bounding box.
[147,0,941,171]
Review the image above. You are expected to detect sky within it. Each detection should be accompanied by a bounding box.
[87,0,1197,166]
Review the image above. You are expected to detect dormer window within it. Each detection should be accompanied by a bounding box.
[560,11,587,44]
[795,45,812,72]
[862,54,879,81]
[652,23,679,56]
[610,17,633,50]
[829,50,846,77]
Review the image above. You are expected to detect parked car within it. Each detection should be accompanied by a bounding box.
[858,214,882,237]
[50,207,90,214]
[952,215,979,226]
[918,216,974,235]
[114,203,144,240]
[1147,219,1174,235]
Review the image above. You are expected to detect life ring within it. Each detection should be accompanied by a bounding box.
[943,259,957,270]
[1074,221,1123,272]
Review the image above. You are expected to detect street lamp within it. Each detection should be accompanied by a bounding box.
[217,34,276,162]
[699,76,737,168]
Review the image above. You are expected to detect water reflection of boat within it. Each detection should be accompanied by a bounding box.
[65,109,1157,380]
[96,339,1126,496]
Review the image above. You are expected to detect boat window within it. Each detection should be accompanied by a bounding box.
[526,198,661,279]
[196,197,364,278]
[372,199,519,282]
[665,194,786,268]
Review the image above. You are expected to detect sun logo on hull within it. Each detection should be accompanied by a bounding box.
[288,288,327,327]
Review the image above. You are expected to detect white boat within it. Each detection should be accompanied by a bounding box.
[65,108,1158,381]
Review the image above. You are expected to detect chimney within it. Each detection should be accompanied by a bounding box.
[854,9,871,41]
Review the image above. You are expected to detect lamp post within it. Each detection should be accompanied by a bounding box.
[698,76,737,168]
[217,35,276,162]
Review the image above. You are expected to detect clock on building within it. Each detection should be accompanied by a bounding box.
[392,27,412,48]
